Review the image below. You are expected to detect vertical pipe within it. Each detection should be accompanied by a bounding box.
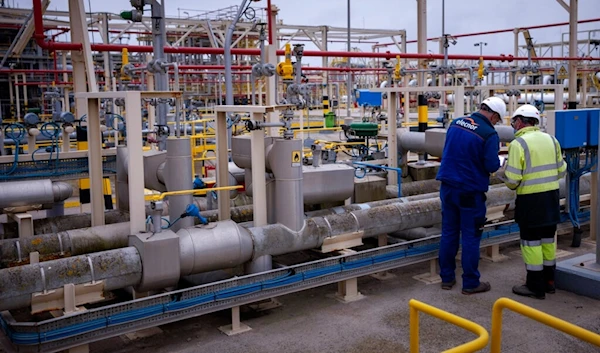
[568,0,578,109]
[22,74,28,113]
[87,98,105,227]
[388,91,398,186]
[270,138,304,232]
[152,1,168,150]
[267,0,274,45]
[417,95,428,132]
[346,0,352,118]
[225,0,250,149]
[417,94,428,163]
[101,13,111,93]
[14,74,20,120]
[165,137,194,232]
[246,125,271,273]
[417,0,427,86]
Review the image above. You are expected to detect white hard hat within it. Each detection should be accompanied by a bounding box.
[481,96,507,120]
[512,104,540,123]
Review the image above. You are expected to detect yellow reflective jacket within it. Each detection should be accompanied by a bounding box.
[504,126,567,195]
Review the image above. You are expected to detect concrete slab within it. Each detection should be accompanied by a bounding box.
[556,253,600,300]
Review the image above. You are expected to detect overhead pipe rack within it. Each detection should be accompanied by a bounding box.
[31,0,598,63]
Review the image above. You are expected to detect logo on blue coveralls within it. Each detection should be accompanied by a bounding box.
[456,117,478,131]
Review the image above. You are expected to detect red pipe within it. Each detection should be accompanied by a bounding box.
[13,81,72,86]
[29,1,600,63]
[375,17,600,47]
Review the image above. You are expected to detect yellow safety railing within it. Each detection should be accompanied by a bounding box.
[490,297,600,353]
[145,185,242,202]
[409,299,489,353]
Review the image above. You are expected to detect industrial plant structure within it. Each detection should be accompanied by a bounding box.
[0,0,599,352]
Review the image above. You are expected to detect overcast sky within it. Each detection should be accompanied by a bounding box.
[10,0,600,61]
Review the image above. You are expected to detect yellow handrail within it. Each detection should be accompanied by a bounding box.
[409,299,489,353]
[145,186,242,202]
[490,297,600,353]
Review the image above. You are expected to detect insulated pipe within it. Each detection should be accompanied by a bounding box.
[165,137,194,232]
[267,139,305,232]
[249,186,517,258]
[0,180,73,210]
[0,175,593,311]
[397,126,515,158]
[0,247,142,311]
[179,220,253,276]
[0,223,131,264]
[1,174,590,266]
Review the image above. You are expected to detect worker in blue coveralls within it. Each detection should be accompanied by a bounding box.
[436,96,506,294]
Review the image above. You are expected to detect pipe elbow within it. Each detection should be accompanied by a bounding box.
[52,182,74,202]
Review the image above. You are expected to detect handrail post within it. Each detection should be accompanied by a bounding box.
[409,299,419,353]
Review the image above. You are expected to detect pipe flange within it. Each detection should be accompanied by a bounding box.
[262,63,276,77]
[252,63,264,77]
[122,63,136,77]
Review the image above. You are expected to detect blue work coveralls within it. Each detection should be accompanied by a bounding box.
[436,112,500,289]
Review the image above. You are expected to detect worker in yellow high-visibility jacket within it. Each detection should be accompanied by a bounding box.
[498,104,567,299]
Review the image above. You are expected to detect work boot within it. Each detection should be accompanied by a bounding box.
[512,285,545,299]
[545,281,556,294]
[441,279,456,290]
[461,281,491,295]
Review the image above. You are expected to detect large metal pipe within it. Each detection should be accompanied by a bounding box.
[397,125,515,158]
[0,176,592,311]
[0,210,128,239]
[249,186,516,258]
[165,137,194,231]
[2,173,591,264]
[268,139,304,231]
[568,0,578,109]
[0,180,73,211]
[0,247,142,311]
[179,220,253,276]
[0,223,131,265]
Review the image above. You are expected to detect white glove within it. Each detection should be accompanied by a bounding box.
[495,159,508,182]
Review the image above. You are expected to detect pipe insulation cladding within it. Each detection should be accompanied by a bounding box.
[0,184,526,311]
[0,174,590,265]
[0,179,73,211]
[0,247,142,311]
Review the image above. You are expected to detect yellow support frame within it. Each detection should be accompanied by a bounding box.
[490,297,600,353]
[409,299,489,353]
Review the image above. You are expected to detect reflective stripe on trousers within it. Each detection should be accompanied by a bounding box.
[521,236,556,270]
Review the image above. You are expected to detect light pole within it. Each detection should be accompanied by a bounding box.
[474,42,487,57]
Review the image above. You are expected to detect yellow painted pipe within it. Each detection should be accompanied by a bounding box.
[146,185,243,201]
[491,297,600,353]
[409,299,489,353]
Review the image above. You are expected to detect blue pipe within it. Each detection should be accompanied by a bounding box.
[352,161,402,197]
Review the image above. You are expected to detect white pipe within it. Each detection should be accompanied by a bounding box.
[519,76,530,85]
[409,79,418,86]
[380,80,388,88]
[542,75,553,85]
[445,92,581,104]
